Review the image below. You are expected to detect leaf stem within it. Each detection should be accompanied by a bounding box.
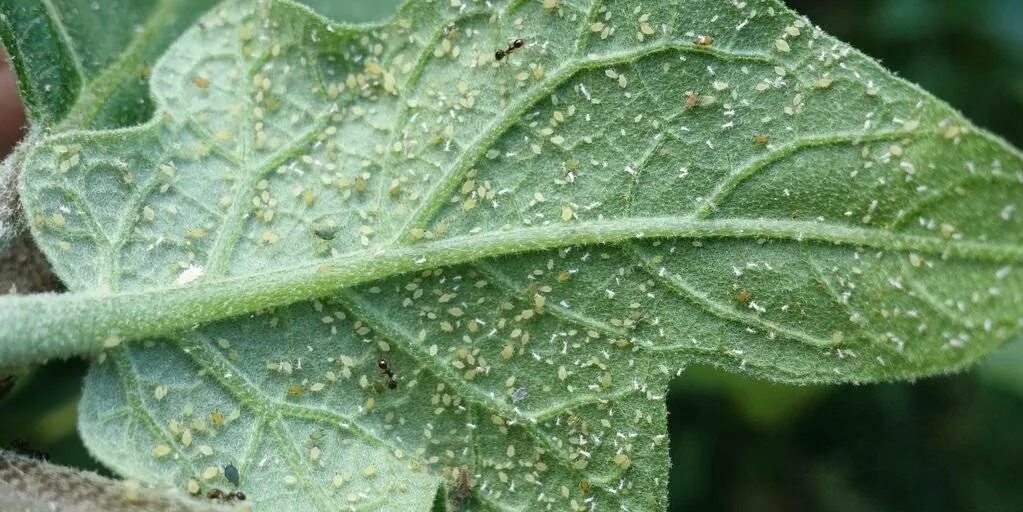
[1,217,1020,366]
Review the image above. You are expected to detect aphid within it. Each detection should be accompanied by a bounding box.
[694,35,714,48]
[494,38,525,61]
[224,463,240,487]
[753,135,769,146]
[287,384,304,396]
[684,91,701,109]
[443,24,460,39]
[311,216,340,240]
[737,290,751,306]
[378,359,398,390]
[452,467,472,506]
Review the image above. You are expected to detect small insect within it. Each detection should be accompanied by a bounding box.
[452,467,472,506]
[753,135,769,146]
[684,91,701,109]
[378,359,398,390]
[694,35,714,48]
[9,439,50,461]
[207,488,246,502]
[443,24,460,39]
[494,38,525,61]
[579,479,592,493]
[737,290,752,306]
[224,463,240,487]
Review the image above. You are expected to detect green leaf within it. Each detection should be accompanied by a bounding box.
[297,0,404,25]
[7,0,1023,510]
[0,0,221,129]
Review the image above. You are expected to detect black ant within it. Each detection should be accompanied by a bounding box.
[8,439,50,461]
[377,359,398,390]
[494,38,525,61]
[207,488,246,502]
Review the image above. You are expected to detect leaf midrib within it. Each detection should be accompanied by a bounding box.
[3,215,1021,367]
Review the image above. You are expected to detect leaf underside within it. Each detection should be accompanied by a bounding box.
[15,0,1023,510]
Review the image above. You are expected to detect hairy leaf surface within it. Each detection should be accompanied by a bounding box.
[15,0,1023,510]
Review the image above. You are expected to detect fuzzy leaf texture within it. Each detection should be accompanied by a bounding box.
[13,0,1023,510]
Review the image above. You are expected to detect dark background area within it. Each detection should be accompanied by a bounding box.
[2,1,1022,511]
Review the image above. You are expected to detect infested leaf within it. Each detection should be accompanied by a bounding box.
[9,0,1023,510]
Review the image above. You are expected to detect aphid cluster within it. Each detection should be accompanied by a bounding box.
[378,359,398,390]
[494,38,525,61]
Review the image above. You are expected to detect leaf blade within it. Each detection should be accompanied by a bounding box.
[8,0,1023,510]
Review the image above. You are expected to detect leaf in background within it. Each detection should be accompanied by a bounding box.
[297,0,404,25]
[13,0,1023,510]
[0,0,221,130]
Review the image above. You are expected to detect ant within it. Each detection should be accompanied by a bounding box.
[8,439,50,461]
[494,38,525,61]
[452,467,472,506]
[378,359,398,390]
[206,488,246,502]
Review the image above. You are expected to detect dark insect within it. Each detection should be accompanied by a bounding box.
[224,463,240,487]
[207,488,246,502]
[494,38,526,61]
[8,439,50,461]
[378,358,398,390]
[453,467,472,506]
[737,290,752,306]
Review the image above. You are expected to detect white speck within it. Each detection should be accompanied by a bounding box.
[176,265,205,285]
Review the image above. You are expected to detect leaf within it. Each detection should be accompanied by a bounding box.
[0,0,221,129]
[10,0,1023,510]
[0,0,401,130]
[297,0,404,25]
[0,0,398,250]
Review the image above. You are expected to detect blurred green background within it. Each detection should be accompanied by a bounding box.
[2,1,1022,511]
